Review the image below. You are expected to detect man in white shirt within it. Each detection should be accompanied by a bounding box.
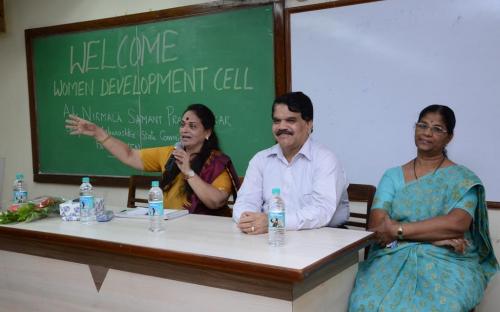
[233,92,349,234]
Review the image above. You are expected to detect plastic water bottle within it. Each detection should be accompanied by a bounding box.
[268,188,285,246]
[148,181,164,232]
[12,173,28,204]
[79,177,95,223]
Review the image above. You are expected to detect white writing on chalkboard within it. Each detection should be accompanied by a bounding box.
[104,127,136,139]
[214,67,253,90]
[54,79,95,96]
[54,67,253,96]
[159,131,179,142]
[128,108,163,125]
[99,68,208,95]
[63,103,232,151]
[69,30,179,74]
[64,104,123,123]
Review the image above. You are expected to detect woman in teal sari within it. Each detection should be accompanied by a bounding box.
[349,105,498,312]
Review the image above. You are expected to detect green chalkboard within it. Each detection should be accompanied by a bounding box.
[26,2,286,185]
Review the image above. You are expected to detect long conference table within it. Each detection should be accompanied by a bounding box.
[0,209,374,312]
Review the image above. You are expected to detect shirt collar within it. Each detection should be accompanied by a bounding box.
[265,136,313,162]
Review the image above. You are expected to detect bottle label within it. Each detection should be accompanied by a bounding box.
[80,195,94,212]
[13,191,28,203]
[149,200,164,216]
[268,211,285,229]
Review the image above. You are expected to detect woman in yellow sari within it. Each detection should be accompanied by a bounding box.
[349,105,498,312]
[66,104,240,215]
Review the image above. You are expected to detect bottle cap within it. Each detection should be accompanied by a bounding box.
[16,173,24,180]
[152,181,159,187]
[272,188,280,195]
[82,177,90,183]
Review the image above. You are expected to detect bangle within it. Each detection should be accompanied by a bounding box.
[397,224,404,240]
[98,134,111,144]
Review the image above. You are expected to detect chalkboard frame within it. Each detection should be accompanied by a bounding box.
[26,0,286,186]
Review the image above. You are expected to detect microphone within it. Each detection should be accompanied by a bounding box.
[174,141,184,150]
[165,141,184,172]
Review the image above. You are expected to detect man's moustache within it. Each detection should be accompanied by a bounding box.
[276,129,293,136]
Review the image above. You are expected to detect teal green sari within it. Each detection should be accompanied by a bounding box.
[349,165,498,312]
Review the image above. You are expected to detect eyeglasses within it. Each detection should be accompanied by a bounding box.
[415,122,448,135]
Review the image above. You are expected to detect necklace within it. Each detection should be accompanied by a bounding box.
[413,156,446,180]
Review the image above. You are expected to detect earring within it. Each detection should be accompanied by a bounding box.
[205,136,209,140]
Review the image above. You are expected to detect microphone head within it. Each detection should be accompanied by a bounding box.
[174,141,184,150]
[166,141,183,172]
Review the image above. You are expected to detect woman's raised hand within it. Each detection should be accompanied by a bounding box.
[65,114,143,170]
[65,114,101,138]
[172,148,192,175]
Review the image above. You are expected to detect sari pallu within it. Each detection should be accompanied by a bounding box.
[186,150,240,216]
[349,165,498,312]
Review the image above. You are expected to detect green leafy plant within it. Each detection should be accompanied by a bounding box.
[0,200,62,224]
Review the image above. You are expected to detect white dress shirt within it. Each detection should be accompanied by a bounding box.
[233,137,349,230]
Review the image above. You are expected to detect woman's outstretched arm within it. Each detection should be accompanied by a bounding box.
[65,114,143,170]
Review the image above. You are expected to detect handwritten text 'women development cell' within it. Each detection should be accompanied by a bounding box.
[52,29,255,97]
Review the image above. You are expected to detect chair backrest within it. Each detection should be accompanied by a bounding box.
[346,183,376,261]
[127,175,161,208]
[227,176,244,208]
[345,183,376,230]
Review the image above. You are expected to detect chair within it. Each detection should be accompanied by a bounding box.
[346,183,376,229]
[346,183,376,260]
[127,175,161,208]
[227,176,244,207]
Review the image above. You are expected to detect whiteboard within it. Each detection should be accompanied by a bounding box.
[290,0,500,201]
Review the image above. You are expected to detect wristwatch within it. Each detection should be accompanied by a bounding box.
[185,169,195,179]
[397,224,404,240]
